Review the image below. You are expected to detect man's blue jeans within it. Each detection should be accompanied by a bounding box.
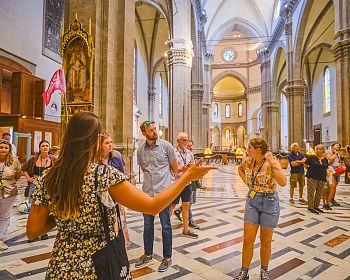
[143,205,172,259]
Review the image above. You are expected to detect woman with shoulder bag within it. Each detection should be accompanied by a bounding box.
[0,139,21,251]
[22,140,56,241]
[26,112,216,279]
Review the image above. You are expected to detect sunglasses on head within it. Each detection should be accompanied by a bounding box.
[145,121,155,126]
[0,139,10,145]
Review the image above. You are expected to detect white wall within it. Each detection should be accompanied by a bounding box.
[0,0,62,122]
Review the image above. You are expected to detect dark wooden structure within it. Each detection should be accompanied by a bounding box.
[0,56,61,162]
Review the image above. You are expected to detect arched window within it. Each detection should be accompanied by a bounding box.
[238,103,243,117]
[323,67,331,114]
[257,111,262,129]
[225,129,230,142]
[225,104,231,118]
[159,74,163,117]
[133,43,138,104]
[213,103,218,118]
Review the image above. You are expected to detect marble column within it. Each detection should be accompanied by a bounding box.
[93,0,134,170]
[147,86,156,120]
[259,53,280,151]
[191,30,204,151]
[331,6,350,147]
[284,5,305,148]
[168,0,193,144]
[203,52,213,148]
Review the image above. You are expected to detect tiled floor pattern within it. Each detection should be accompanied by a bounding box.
[1,165,350,279]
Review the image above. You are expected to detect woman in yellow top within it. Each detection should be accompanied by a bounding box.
[26,112,215,279]
[235,138,287,280]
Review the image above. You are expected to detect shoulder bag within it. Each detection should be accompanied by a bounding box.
[91,165,132,280]
[333,164,346,177]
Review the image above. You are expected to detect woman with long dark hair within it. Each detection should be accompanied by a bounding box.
[26,112,215,279]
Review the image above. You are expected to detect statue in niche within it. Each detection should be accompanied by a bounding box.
[66,38,90,102]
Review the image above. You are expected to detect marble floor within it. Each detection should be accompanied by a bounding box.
[1,164,350,279]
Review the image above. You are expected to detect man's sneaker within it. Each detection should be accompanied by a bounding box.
[308,208,319,214]
[158,258,172,272]
[331,199,340,206]
[233,270,249,280]
[0,240,8,251]
[289,198,295,204]
[189,220,200,229]
[135,255,153,268]
[183,230,198,239]
[315,208,324,213]
[174,209,182,222]
[260,269,271,280]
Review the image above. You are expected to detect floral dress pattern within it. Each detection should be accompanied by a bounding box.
[241,158,276,192]
[32,163,127,279]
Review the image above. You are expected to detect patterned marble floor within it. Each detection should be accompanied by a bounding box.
[1,165,350,280]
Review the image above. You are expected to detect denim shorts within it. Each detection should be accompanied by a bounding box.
[172,184,192,204]
[244,192,280,228]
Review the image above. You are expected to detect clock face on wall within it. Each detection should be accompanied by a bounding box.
[223,49,237,62]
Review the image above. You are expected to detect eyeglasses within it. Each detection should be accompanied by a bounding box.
[145,121,155,126]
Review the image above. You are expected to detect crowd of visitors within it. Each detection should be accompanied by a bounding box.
[0,114,348,280]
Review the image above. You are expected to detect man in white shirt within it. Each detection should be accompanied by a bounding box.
[170,132,198,239]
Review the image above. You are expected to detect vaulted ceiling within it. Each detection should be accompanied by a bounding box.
[204,0,280,53]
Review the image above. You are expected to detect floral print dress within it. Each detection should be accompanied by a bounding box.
[241,158,276,192]
[32,163,127,279]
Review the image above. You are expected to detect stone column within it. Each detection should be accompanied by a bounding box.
[147,86,156,120]
[191,29,204,150]
[259,53,280,151]
[203,52,213,148]
[331,0,350,146]
[284,4,305,148]
[284,80,305,147]
[93,0,134,170]
[168,0,193,144]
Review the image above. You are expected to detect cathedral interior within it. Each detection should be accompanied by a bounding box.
[0,0,349,279]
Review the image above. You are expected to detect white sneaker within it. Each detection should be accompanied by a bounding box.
[0,240,9,251]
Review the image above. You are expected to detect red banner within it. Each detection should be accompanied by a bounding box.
[42,69,66,106]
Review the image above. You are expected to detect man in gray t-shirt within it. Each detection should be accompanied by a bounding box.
[135,121,178,272]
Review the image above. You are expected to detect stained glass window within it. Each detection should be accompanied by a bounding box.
[238,103,243,117]
[225,129,230,142]
[159,74,163,117]
[324,67,331,113]
[223,49,237,62]
[213,103,218,118]
[225,104,231,118]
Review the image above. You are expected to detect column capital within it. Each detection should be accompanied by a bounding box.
[191,88,204,100]
[284,21,292,35]
[167,48,194,68]
[147,87,156,101]
[284,80,306,98]
[331,36,350,61]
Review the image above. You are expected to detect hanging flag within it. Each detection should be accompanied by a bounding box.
[42,69,66,106]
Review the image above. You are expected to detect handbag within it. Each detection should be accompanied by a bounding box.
[91,165,132,280]
[333,164,346,176]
